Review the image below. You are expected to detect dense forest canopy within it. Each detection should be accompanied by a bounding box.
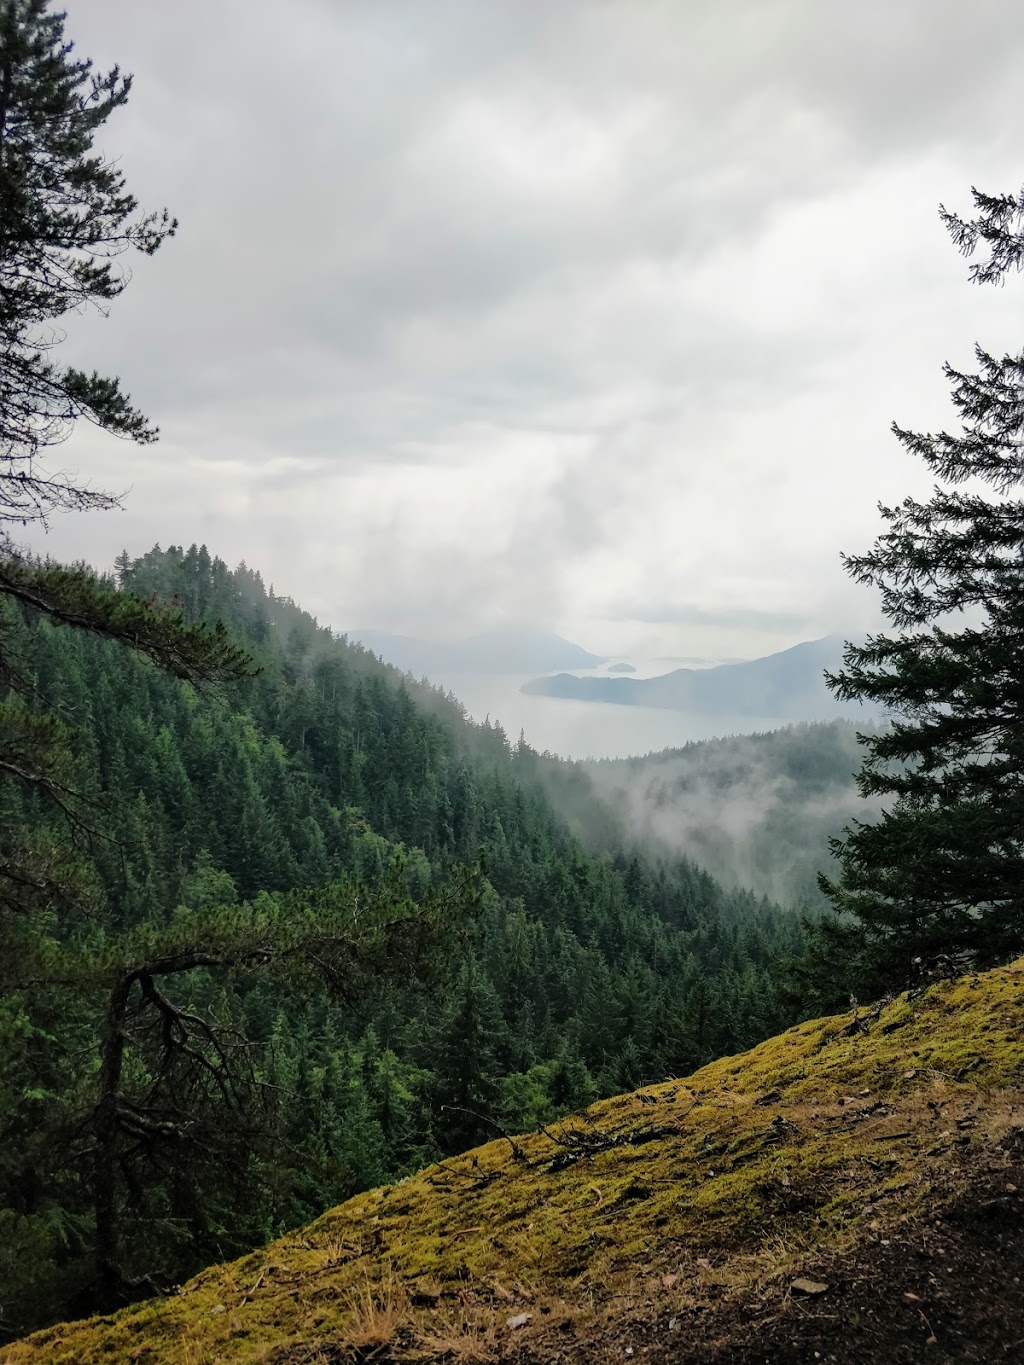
[0,543,807,1335]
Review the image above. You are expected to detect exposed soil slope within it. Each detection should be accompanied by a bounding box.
[6,960,1023,1364]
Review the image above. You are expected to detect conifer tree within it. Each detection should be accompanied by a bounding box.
[430,957,506,1152]
[821,186,1024,983]
[0,3,248,928]
[0,0,176,530]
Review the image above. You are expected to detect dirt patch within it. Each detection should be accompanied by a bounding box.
[509,1137,1024,1365]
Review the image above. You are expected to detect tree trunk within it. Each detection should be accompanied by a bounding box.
[94,973,133,1307]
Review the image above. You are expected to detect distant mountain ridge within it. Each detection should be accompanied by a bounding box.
[523,635,868,718]
[347,624,605,677]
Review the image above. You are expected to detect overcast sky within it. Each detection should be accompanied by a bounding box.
[30,0,1024,659]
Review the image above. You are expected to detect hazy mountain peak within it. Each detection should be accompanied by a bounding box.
[522,635,869,720]
[348,624,605,678]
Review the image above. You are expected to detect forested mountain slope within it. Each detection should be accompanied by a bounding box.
[11,956,1023,1364]
[0,545,805,1336]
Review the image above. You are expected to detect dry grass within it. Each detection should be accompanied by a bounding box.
[335,1269,411,1356]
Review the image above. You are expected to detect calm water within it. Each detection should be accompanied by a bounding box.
[436,672,799,760]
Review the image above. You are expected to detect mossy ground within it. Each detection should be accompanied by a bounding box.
[6,960,1023,1364]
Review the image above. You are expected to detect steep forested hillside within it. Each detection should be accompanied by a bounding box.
[0,544,805,1337]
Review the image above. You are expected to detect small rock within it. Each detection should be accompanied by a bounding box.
[210,1303,227,1316]
[903,1070,917,1080]
[625,1349,634,1358]
[506,1313,533,1331]
[662,1272,678,1288]
[791,1278,828,1296]
[1007,1183,1019,1194]
[668,1317,679,1330]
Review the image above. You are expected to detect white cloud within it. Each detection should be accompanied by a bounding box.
[28,0,1024,658]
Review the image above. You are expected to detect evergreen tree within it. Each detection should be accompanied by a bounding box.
[0,0,175,530]
[0,0,248,938]
[820,186,1024,986]
[429,957,506,1153]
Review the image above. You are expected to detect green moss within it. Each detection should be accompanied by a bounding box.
[5,958,1023,1364]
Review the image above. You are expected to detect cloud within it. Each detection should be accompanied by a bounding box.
[28,0,1024,659]
[607,603,821,632]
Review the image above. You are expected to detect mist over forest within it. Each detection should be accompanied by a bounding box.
[579,722,885,908]
[347,621,885,910]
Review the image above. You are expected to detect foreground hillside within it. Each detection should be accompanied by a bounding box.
[9,958,1022,1364]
